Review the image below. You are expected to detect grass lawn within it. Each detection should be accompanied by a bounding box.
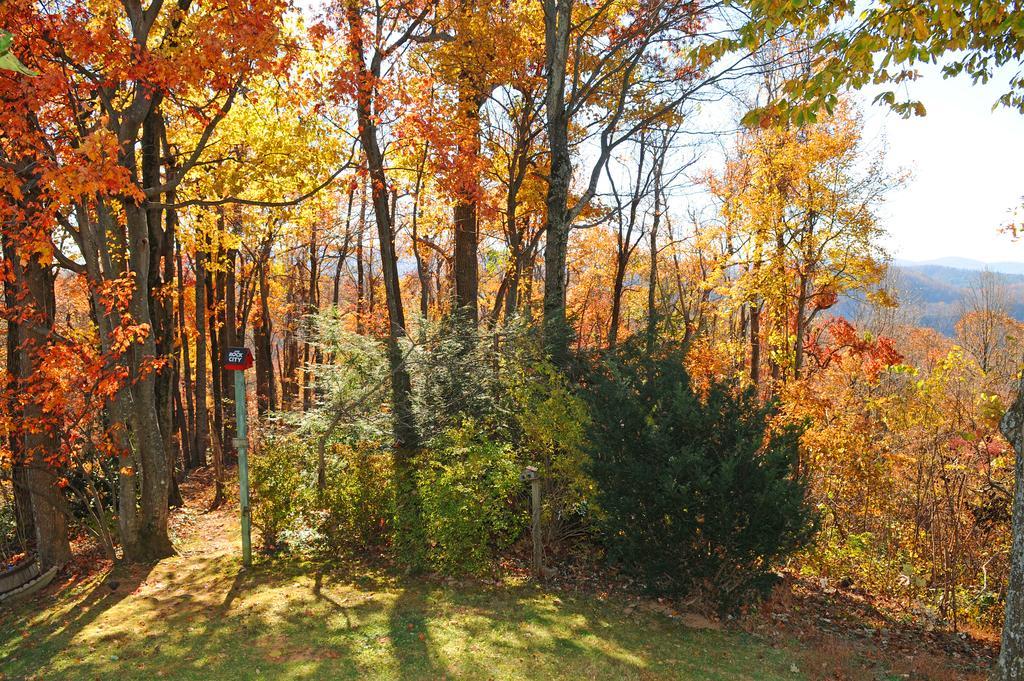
[0,479,988,681]
[1,549,804,681]
[0,480,811,681]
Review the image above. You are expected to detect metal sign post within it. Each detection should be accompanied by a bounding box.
[224,347,254,568]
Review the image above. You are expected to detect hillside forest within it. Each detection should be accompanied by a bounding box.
[1,1,1024,679]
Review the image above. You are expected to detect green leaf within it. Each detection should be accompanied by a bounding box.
[739,108,764,128]
[0,51,36,76]
[0,30,13,55]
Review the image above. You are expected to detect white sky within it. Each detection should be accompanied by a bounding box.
[859,63,1024,264]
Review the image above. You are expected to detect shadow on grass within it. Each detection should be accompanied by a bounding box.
[0,561,155,673]
[386,585,447,680]
[2,552,800,680]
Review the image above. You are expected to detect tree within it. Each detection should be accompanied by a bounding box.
[539,0,765,361]
[1,0,290,561]
[0,171,72,570]
[584,342,814,602]
[729,2,1024,671]
[0,23,70,569]
[733,2,1024,673]
[1003,375,1024,678]
[604,131,655,348]
[483,76,547,323]
[329,0,440,564]
[708,101,896,383]
[957,271,1023,388]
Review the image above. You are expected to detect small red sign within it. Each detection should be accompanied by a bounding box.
[224,347,254,371]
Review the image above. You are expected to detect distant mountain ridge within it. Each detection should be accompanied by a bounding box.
[836,260,1024,337]
[894,257,1024,276]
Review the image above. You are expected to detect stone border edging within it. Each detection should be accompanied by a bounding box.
[0,566,58,607]
[0,556,41,593]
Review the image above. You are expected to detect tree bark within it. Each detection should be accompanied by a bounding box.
[355,175,367,335]
[750,303,762,386]
[646,141,664,348]
[221,246,238,462]
[123,200,175,559]
[2,231,71,569]
[452,89,484,323]
[74,200,142,559]
[4,270,34,547]
[280,265,300,405]
[302,226,321,411]
[607,134,648,348]
[345,0,424,566]
[333,184,356,309]
[996,375,1024,681]
[194,250,209,467]
[608,260,627,348]
[541,0,573,362]
[175,235,196,470]
[794,271,808,379]
[254,239,277,415]
[141,108,182,510]
[207,252,225,467]
[411,144,431,319]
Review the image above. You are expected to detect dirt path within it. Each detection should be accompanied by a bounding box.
[56,466,254,626]
[169,467,244,558]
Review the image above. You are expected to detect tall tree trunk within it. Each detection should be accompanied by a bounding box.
[280,265,300,406]
[504,219,523,321]
[176,236,196,470]
[221,246,237,463]
[502,86,539,322]
[541,0,573,363]
[207,257,225,467]
[646,220,659,347]
[411,144,431,319]
[794,271,808,379]
[333,184,356,309]
[194,250,209,467]
[345,2,424,566]
[452,89,483,323]
[355,176,367,335]
[748,246,764,387]
[996,376,1024,681]
[142,108,182,509]
[608,260,627,348]
[199,248,224,509]
[2,232,71,568]
[254,241,277,415]
[11,464,33,550]
[75,200,142,559]
[123,200,175,559]
[750,303,762,386]
[4,270,34,547]
[452,200,478,320]
[302,226,320,411]
[646,145,663,348]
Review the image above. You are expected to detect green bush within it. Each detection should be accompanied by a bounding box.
[251,432,395,554]
[506,355,595,550]
[411,316,512,442]
[584,343,816,604]
[250,434,309,549]
[419,423,525,575]
[318,443,395,550]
